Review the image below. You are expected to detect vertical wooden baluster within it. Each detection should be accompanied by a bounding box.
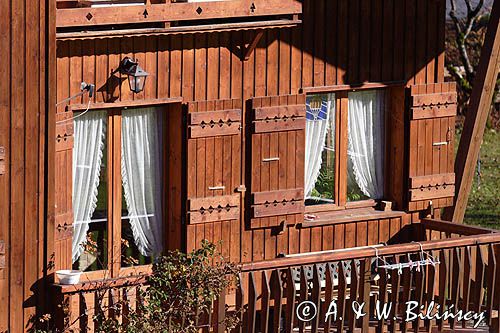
[311,265,322,333]
[474,246,486,314]
[462,246,472,328]
[285,268,296,333]
[299,266,309,333]
[450,247,461,329]
[400,262,412,333]
[425,257,436,333]
[492,244,500,332]
[338,262,348,333]
[79,292,87,332]
[204,300,214,333]
[234,273,245,333]
[348,260,359,333]
[436,250,448,331]
[248,271,257,333]
[261,271,271,333]
[413,258,425,333]
[360,259,371,333]
[271,270,284,333]
[377,263,388,333]
[486,244,497,327]
[323,264,335,333]
[122,288,130,328]
[214,288,226,333]
[389,256,400,333]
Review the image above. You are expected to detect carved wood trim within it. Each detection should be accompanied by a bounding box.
[251,188,304,218]
[187,194,240,224]
[188,109,242,138]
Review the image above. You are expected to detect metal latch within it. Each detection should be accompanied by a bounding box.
[0,147,5,175]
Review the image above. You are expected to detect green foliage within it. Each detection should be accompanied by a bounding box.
[461,129,500,228]
[310,166,335,201]
[112,240,240,333]
[28,241,240,333]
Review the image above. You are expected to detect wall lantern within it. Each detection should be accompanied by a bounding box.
[118,57,149,94]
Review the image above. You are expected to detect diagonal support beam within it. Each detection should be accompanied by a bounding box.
[443,0,500,223]
[243,30,264,61]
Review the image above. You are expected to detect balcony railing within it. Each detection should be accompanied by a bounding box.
[55,0,303,30]
[52,220,500,332]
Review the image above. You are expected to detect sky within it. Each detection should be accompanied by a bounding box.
[446,0,494,18]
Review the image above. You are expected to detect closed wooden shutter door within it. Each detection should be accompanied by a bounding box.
[185,99,242,251]
[250,94,306,229]
[55,111,74,269]
[406,83,457,211]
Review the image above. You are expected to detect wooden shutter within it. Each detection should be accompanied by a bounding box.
[406,83,457,211]
[185,99,242,250]
[250,94,306,228]
[55,110,74,269]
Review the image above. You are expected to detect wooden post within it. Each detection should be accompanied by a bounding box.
[443,0,500,223]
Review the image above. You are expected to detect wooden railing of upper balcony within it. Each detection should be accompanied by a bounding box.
[55,0,303,29]
[52,221,500,332]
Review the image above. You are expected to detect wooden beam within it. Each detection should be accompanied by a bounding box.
[56,0,302,28]
[443,0,500,223]
[55,19,301,41]
[243,30,264,61]
[67,97,183,112]
[421,218,495,235]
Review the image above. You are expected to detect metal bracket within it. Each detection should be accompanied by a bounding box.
[433,142,449,147]
[236,185,247,193]
[263,157,280,162]
[0,147,5,175]
[208,186,225,191]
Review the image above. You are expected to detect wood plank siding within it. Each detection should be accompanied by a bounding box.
[0,0,56,331]
[54,0,448,265]
[0,0,454,331]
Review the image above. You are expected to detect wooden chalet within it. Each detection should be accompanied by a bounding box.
[0,0,499,332]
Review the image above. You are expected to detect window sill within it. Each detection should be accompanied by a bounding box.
[299,207,405,228]
[53,273,148,295]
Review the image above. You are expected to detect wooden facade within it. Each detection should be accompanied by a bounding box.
[54,0,453,267]
[1,0,497,332]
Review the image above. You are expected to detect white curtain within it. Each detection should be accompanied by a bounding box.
[305,94,335,198]
[347,90,385,199]
[72,111,107,263]
[121,108,163,257]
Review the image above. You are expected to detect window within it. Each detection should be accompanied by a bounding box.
[305,94,336,206]
[305,90,386,209]
[72,107,164,274]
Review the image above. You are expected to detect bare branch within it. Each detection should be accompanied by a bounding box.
[449,0,463,32]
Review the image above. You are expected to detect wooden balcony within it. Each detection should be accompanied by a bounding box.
[56,0,303,33]
[52,220,500,332]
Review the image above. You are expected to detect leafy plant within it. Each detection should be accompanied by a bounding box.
[28,241,240,333]
[119,240,240,333]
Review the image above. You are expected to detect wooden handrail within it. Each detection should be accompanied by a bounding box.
[421,218,497,236]
[240,232,500,272]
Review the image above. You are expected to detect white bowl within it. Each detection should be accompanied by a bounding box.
[56,270,83,285]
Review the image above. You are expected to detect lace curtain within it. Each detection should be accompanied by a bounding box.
[347,90,385,199]
[121,108,163,257]
[305,94,335,198]
[72,111,107,263]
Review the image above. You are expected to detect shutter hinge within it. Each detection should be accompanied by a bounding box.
[236,185,247,193]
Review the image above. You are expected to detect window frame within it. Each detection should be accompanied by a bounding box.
[73,107,167,280]
[305,89,388,214]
